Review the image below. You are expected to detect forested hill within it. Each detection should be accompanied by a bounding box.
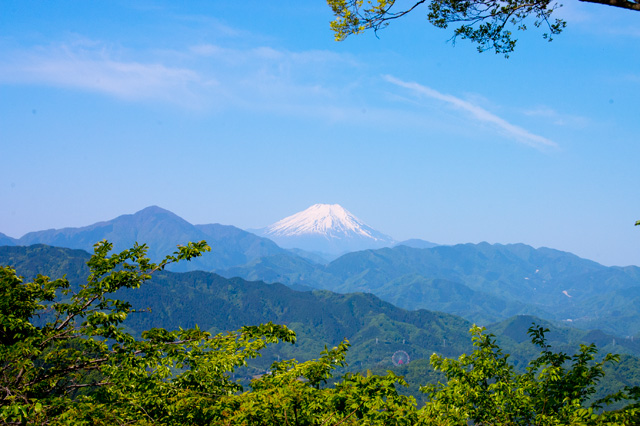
[0,244,473,370]
[0,232,16,246]
[3,244,640,365]
[221,242,640,336]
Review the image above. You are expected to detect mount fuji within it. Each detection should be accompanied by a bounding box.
[254,204,396,255]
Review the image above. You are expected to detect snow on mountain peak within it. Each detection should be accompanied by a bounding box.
[263,204,381,240]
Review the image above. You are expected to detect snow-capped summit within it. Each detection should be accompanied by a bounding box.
[257,204,396,255]
[265,204,379,238]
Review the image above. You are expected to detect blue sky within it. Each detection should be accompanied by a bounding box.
[1,1,639,266]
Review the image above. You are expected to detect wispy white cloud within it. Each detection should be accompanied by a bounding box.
[384,75,558,149]
[522,106,588,127]
[3,39,497,134]
[0,43,209,107]
[0,39,360,113]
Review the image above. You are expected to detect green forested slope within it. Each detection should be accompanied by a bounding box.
[222,243,640,335]
[0,244,473,374]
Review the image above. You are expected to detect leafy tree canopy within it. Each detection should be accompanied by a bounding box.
[1,240,639,425]
[327,0,639,55]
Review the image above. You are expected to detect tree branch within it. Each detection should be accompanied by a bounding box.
[579,0,640,10]
[65,380,112,390]
[378,0,427,21]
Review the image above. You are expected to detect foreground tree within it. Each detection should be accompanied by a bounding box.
[0,240,296,424]
[0,241,414,425]
[2,240,639,425]
[420,325,640,425]
[327,0,639,55]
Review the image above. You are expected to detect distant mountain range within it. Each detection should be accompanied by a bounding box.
[2,205,639,337]
[1,204,414,268]
[1,206,290,272]
[0,232,15,246]
[3,244,639,387]
[394,239,439,250]
[221,243,640,337]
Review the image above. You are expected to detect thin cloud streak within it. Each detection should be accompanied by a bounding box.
[2,40,553,142]
[0,41,357,111]
[523,106,588,127]
[0,44,208,106]
[384,75,557,149]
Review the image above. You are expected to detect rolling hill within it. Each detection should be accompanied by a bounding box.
[221,243,640,336]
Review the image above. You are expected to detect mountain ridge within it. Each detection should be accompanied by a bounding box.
[5,205,640,335]
[6,206,290,272]
[220,242,640,336]
[3,243,639,401]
